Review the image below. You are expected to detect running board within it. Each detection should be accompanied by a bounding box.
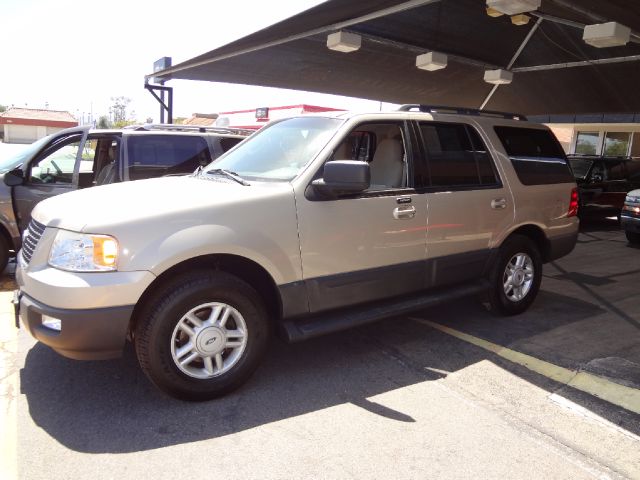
[281,281,487,343]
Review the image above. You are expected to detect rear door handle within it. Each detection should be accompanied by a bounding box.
[393,206,416,219]
[491,198,507,209]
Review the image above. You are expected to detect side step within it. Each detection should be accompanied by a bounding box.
[281,281,487,343]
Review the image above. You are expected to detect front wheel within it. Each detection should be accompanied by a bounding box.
[487,235,542,316]
[625,230,640,245]
[135,271,270,401]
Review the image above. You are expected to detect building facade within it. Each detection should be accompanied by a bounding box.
[0,108,78,144]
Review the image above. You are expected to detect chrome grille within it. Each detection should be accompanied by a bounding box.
[21,219,46,264]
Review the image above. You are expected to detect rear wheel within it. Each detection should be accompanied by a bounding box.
[135,271,270,401]
[488,235,542,316]
[625,230,640,245]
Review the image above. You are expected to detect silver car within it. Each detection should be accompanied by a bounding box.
[14,106,579,400]
[0,124,248,271]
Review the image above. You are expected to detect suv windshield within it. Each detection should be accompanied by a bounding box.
[206,117,342,181]
[0,135,52,173]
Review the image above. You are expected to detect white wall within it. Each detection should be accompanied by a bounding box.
[2,124,68,144]
[4,124,38,144]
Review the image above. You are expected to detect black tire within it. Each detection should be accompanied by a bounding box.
[135,271,270,401]
[0,235,9,275]
[487,235,542,316]
[626,230,640,245]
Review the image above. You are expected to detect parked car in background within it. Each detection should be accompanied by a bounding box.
[567,155,640,219]
[621,189,640,244]
[0,124,249,271]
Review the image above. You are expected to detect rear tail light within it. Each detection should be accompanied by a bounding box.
[568,187,579,217]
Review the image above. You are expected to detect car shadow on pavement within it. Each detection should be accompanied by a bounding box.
[19,287,639,454]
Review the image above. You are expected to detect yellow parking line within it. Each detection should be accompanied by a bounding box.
[411,318,640,415]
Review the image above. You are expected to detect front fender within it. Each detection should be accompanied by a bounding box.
[121,223,300,286]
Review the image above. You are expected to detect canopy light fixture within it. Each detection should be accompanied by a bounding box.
[484,69,513,85]
[511,14,530,26]
[416,51,448,71]
[327,31,361,53]
[486,7,504,17]
[583,22,631,48]
[486,0,540,15]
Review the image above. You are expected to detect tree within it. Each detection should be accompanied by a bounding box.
[0,105,6,113]
[97,116,111,129]
[113,119,136,128]
[109,96,134,124]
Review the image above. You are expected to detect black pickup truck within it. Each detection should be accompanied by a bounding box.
[567,155,640,219]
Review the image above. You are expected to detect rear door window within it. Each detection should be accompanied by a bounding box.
[494,126,574,185]
[126,135,212,180]
[418,122,499,188]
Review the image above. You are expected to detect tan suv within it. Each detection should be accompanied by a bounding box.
[14,105,579,400]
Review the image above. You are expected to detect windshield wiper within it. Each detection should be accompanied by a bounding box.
[205,168,250,186]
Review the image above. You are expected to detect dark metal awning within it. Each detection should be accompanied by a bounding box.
[147,0,640,115]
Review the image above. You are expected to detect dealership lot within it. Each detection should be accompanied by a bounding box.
[1,219,639,479]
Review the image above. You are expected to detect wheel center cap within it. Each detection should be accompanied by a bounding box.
[513,269,525,286]
[195,326,225,355]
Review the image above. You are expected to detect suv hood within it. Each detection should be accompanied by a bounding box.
[627,189,640,199]
[32,176,293,232]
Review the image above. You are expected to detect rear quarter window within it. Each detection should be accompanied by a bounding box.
[494,126,574,185]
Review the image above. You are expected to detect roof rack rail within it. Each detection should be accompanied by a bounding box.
[125,123,255,136]
[397,104,527,121]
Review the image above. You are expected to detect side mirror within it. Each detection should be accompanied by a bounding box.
[4,168,24,187]
[310,160,370,198]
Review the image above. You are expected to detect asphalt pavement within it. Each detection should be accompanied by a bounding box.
[1,219,639,479]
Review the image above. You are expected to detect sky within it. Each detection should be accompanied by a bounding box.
[2,0,395,124]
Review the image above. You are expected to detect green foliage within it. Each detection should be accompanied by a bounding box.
[110,96,135,124]
[96,116,112,129]
[0,105,6,113]
[604,141,629,156]
[113,120,136,128]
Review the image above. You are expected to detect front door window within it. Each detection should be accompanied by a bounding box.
[29,138,81,184]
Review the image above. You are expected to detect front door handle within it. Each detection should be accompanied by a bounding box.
[393,206,416,219]
[491,198,507,209]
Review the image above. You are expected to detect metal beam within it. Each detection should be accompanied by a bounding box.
[144,84,173,124]
[147,0,443,80]
[480,17,543,110]
[546,0,640,43]
[513,54,640,72]
[345,29,502,70]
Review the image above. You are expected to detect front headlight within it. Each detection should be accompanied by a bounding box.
[49,230,118,272]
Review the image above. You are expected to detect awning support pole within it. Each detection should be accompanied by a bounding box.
[144,83,173,124]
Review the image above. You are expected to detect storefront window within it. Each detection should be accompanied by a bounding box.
[575,132,599,155]
[603,132,631,156]
[630,133,640,158]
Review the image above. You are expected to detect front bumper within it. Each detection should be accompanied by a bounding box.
[16,291,134,360]
[621,213,640,234]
